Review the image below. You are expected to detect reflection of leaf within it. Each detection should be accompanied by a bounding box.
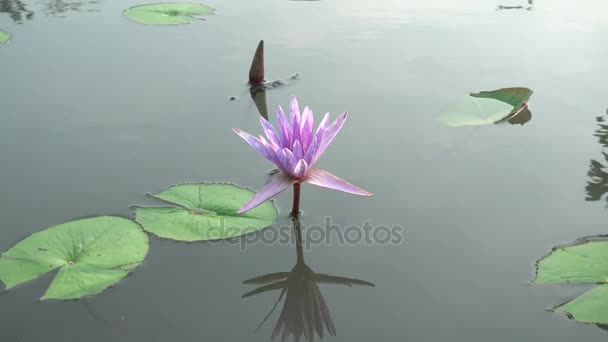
[507,106,532,125]
[42,0,97,16]
[250,87,269,120]
[0,217,149,300]
[586,113,608,205]
[594,113,608,148]
[0,0,34,22]
[497,0,533,10]
[0,30,11,44]
[534,237,608,323]
[123,3,213,25]
[596,323,608,333]
[134,183,278,241]
[440,87,533,127]
[586,155,608,203]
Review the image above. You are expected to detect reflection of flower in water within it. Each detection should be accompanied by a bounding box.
[586,153,608,203]
[243,219,374,342]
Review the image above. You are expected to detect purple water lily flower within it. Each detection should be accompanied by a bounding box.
[234,96,372,214]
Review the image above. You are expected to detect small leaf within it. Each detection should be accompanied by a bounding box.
[123,2,214,25]
[0,216,149,300]
[469,87,532,110]
[0,30,11,44]
[134,183,278,241]
[440,87,533,127]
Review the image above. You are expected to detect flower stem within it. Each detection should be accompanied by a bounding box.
[290,182,301,218]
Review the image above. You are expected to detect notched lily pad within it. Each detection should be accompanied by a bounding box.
[0,30,11,44]
[440,87,533,127]
[134,183,278,242]
[123,2,214,25]
[0,216,149,300]
[534,236,608,324]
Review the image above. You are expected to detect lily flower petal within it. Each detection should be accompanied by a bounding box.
[300,107,314,150]
[258,136,281,166]
[304,168,373,196]
[277,105,291,148]
[278,148,298,175]
[290,96,301,146]
[313,112,348,164]
[303,133,319,165]
[293,159,308,178]
[238,172,296,213]
[259,116,282,150]
[314,113,330,149]
[233,128,274,161]
[292,140,304,161]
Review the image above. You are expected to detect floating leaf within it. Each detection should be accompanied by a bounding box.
[123,2,213,25]
[0,30,11,44]
[134,183,278,241]
[554,285,608,324]
[0,217,149,300]
[535,237,608,323]
[470,87,533,111]
[440,87,533,127]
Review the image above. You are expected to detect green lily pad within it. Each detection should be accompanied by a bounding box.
[123,2,214,25]
[553,284,608,324]
[535,237,608,323]
[0,216,149,300]
[0,30,11,44]
[134,183,278,242]
[440,87,533,127]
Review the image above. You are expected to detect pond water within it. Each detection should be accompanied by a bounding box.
[2,0,608,340]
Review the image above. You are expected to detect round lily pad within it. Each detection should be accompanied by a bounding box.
[134,183,278,241]
[0,216,149,300]
[123,2,214,25]
[0,30,11,44]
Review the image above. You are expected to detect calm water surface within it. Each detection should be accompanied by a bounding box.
[2,0,608,340]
